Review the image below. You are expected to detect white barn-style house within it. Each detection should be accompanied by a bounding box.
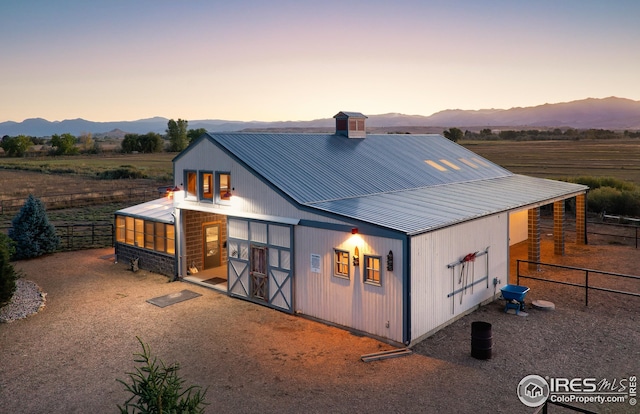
[115,112,588,346]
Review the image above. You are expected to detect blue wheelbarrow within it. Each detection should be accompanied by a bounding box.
[500,284,530,315]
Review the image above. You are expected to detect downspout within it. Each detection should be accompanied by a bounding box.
[403,234,411,346]
[172,209,181,281]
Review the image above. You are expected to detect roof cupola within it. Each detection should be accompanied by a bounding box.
[334,111,367,138]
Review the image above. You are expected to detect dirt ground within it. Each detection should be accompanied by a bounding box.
[0,235,638,413]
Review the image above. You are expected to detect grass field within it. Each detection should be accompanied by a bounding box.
[0,152,174,181]
[463,138,640,185]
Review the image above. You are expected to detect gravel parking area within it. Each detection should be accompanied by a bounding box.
[0,239,638,413]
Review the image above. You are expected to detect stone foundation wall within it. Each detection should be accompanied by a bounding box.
[115,243,175,278]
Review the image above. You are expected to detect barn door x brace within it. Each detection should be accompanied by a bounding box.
[446,247,490,314]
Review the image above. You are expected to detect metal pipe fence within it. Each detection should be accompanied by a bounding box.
[1,223,115,252]
[539,220,639,249]
[516,260,640,306]
[0,187,163,215]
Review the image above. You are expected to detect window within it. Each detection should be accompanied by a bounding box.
[154,222,165,252]
[116,216,126,242]
[201,172,213,200]
[115,214,175,255]
[334,249,349,279]
[125,217,134,244]
[364,255,381,286]
[166,225,175,254]
[134,218,144,247]
[217,172,231,203]
[144,221,154,249]
[186,171,197,198]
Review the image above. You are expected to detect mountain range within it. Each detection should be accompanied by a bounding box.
[2,97,639,137]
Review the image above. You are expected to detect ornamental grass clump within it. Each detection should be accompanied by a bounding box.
[117,337,208,414]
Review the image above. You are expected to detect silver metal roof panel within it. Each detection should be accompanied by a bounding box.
[115,197,174,223]
[209,133,513,204]
[307,175,588,235]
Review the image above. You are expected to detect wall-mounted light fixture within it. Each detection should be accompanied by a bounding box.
[351,227,358,235]
[166,186,181,199]
[386,250,394,271]
[353,246,360,267]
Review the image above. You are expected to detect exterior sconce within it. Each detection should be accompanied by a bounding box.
[166,186,181,199]
[222,187,235,199]
[351,227,358,234]
[387,250,393,271]
[353,246,360,267]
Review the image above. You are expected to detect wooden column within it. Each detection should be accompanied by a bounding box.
[575,193,587,245]
[528,207,540,271]
[554,200,565,256]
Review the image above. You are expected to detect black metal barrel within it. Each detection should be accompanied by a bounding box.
[471,321,492,360]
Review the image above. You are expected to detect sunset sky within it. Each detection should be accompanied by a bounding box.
[2,0,639,123]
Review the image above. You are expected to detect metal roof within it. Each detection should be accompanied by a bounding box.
[308,174,587,235]
[200,132,587,235]
[208,133,513,204]
[115,197,174,223]
[334,111,367,118]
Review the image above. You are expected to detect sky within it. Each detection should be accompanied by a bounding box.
[1,0,640,123]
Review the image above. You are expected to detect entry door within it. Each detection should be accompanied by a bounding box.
[250,245,268,301]
[203,224,221,269]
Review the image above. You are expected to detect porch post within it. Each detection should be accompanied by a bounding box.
[528,207,541,271]
[553,200,565,256]
[575,193,587,245]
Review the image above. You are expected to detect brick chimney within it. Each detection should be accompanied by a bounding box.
[334,111,367,138]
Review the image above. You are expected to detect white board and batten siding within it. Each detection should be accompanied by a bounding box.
[410,213,509,342]
[294,226,404,343]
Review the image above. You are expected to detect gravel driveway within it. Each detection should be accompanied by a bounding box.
[0,240,638,413]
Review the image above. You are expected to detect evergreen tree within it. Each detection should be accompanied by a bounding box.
[0,234,18,308]
[9,195,60,260]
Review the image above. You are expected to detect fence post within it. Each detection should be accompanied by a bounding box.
[585,270,589,306]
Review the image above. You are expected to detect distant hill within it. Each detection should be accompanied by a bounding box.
[2,97,639,137]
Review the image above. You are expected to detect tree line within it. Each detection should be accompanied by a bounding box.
[442,127,640,142]
[0,119,208,157]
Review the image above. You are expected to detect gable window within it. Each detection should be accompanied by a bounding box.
[216,172,231,203]
[364,255,381,286]
[334,249,350,279]
[186,171,197,198]
[200,172,213,201]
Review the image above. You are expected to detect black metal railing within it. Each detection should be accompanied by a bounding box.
[55,223,114,251]
[540,220,639,249]
[517,260,640,306]
[1,223,115,252]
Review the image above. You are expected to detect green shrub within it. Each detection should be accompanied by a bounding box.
[97,166,147,179]
[562,176,640,217]
[0,234,19,308]
[117,337,208,414]
[9,194,60,260]
[587,186,640,217]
